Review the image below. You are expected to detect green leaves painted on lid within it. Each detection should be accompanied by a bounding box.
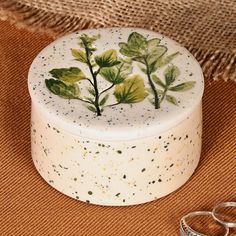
[71,49,87,63]
[147,38,161,51]
[169,81,196,91]
[155,52,180,69]
[164,65,180,86]
[49,67,86,84]
[148,64,196,106]
[165,94,178,105]
[95,49,120,68]
[114,75,148,103]
[44,31,197,116]
[99,94,109,106]
[146,45,167,65]
[79,34,100,51]
[100,61,132,84]
[45,79,79,99]
[152,75,166,88]
[119,32,166,63]
[119,32,146,57]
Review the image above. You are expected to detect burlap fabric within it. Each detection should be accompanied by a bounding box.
[0,0,235,82]
[0,20,236,235]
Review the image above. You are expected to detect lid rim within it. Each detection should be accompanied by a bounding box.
[31,100,202,142]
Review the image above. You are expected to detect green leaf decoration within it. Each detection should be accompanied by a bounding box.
[87,87,96,96]
[99,94,109,106]
[119,42,143,57]
[49,67,86,84]
[155,52,180,68]
[79,34,100,50]
[114,75,148,103]
[100,67,117,83]
[86,105,97,113]
[71,49,87,63]
[95,49,120,68]
[128,32,147,49]
[169,81,196,91]
[146,45,167,65]
[164,65,180,86]
[119,32,148,57]
[147,38,161,51]
[84,97,94,103]
[119,32,168,69]
[152,75,166,88]
[166,95,178,105]
[45,79,79,99]
[100,62,132,84]
[132,56,146,64]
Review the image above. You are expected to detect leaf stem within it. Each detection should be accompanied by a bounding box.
[76,97,93,104]
[86,78,94,86]
[94,68,101,76]
[85,47,101,116]
[106,102,121,107]
[99,83,115,97]
[144,58,160,109]
[160,87,168,103]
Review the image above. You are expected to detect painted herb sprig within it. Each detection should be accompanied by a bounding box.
[148,65,196,106]
[45,34,148,116]
[119,32,184,109]
[45,31,196,116]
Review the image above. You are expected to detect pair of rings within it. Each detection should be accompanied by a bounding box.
[180,202,236,235]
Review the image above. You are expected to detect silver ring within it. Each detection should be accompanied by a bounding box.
[212,202,236,228]
[180,211,229,236]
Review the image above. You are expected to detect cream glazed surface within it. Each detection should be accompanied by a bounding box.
[31,103,202,206]
[28,28,204,205]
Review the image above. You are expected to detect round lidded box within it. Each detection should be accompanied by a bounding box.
[28,28,204,206]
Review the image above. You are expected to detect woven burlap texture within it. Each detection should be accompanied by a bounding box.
[0,0,235,82]
[1,20,236,235]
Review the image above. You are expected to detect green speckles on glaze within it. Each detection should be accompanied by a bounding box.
[31,109,201,205]
[52,127,60,133]
[29,28,203,205]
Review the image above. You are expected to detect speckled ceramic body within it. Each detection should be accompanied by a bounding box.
[31,102,202,206]
[28,28,204,206]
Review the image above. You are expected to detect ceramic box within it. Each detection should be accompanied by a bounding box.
[28,28,204,206]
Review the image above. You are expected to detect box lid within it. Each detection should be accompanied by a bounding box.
[28,28,204,141]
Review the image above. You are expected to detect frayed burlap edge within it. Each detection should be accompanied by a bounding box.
[0,1,102,37]
[0,1,235,81]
